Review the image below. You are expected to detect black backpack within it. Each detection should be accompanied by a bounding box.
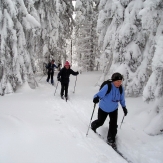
[99,80,123,96]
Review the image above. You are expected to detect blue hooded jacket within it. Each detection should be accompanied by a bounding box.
[94,83,126,113]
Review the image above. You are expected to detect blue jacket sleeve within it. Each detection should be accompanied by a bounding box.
[94,84,108,99]
[120,87,126,107]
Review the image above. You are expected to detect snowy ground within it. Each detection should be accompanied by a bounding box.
[0,71,163,163]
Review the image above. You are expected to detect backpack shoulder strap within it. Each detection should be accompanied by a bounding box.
[119,85,123,94]
[106,82,123,95]
[105,80,112,95]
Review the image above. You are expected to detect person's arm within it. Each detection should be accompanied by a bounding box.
[120,87,126,107]
[120,87,128,116]
[54,64,58,68]
[93,85,108,104]
[70,69,79,76]
[57,69,62,81]
[93,85,108,100]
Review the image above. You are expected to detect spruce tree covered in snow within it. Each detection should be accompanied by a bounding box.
[97,0,144,91]
[142,0,163,135]
[96,0,162,96]
[0,0,74,95]
[74,0,99,71]
[34,0,74,69]
[0,0,40,95]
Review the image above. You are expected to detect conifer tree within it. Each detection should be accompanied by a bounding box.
[74,0,99,71]
[0,0,74,95]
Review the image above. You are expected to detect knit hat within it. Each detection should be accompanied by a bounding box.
[111,72,123,81]
[64,61,70,66]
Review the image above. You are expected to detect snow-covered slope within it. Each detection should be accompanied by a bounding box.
[0,71,162,163]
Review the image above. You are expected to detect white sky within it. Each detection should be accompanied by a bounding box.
[0,70,163,163]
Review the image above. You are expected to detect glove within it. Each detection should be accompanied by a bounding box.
[122,107,128,116]
[76,71,79,75]
[57,78,60,81]
[93,96,99,104]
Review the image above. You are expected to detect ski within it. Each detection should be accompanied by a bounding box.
[106,141,117,150]
[92,129,130,162]
[91,128,105,140]
[106,139,130,162]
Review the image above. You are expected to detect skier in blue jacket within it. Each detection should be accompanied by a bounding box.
[91,72,128,145]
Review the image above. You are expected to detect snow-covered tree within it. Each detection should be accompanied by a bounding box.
[142,0,163,135]
[96,0,162,96]
[96,0,143,88]
[34,0,75,70]
[0,0,40,95]
[125,0,163,97]
[0,0,74,95]
[74,0,99,71]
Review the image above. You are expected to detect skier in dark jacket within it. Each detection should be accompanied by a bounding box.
[91,72,128,145]
[46,59,58,85]
[57,61,79,100]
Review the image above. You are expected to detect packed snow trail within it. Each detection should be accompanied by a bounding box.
[0,71,163,163]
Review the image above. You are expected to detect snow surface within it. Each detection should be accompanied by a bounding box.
[0,71,163,163]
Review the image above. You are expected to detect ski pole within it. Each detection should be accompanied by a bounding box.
[86,103,96,136]
[54,81,59,96]
[120,115,125,129]
[73,76,77,93]
[39,74,45,82]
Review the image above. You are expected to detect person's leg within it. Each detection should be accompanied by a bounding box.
[107,109,118,143]
[47,72,50,82]
[61,83,64,97]
[64,83,69,98]
[51,72,54,84]
[91,108,108,132]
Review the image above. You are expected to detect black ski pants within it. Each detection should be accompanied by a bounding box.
[91,108,118,141]
[47,71,54,83]
[61,82,69,97]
